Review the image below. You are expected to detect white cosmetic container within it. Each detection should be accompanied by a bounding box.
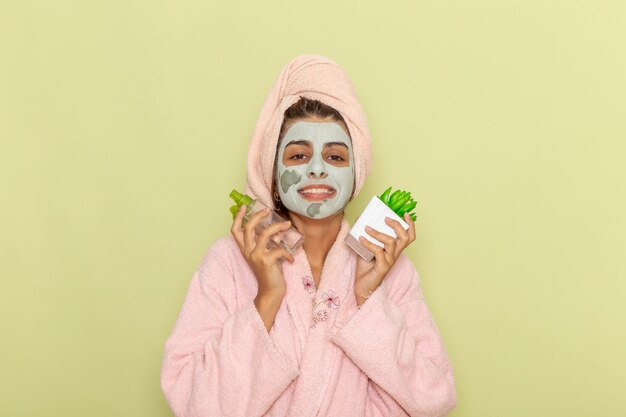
[345,196,409,262]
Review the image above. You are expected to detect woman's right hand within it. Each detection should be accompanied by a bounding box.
[230,205,295,300]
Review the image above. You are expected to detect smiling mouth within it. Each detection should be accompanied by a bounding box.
[298,185,337,201]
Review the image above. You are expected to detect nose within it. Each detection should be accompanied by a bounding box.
[307,154,327,179]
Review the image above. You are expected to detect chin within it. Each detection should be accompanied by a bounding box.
[311,209,347,221]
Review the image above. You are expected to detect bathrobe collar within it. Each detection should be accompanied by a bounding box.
[281,215,361,416]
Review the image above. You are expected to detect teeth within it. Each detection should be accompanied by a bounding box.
[300,188,334,194]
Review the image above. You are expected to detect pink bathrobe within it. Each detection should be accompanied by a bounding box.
[160,55,457,417]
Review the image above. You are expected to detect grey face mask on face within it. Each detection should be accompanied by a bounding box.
[275,121,355,219]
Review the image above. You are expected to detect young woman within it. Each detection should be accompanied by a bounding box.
[160,55,457,417]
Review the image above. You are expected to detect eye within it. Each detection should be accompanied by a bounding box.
[290,154,308,160]
[328,155,345,161]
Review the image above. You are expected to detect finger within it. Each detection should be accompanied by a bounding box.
[230,205,246,251]
[243,207,270,254]
[266,247,295,265]
[404,212,416,243]
[253,220,292,255]
[364,225,395,246]
[358,234,387,266]
[384,216,409,242]
[365,225,396,264]
[385,216,409,258]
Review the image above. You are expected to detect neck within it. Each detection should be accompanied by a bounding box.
[287,210,344,265]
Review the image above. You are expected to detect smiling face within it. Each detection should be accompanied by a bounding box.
[275,120,354,219]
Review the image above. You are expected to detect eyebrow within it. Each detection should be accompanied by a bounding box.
[285,140,349,149]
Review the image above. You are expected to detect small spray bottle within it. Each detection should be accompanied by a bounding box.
[229,189,304,254]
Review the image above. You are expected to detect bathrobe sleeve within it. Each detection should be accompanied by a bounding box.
[329,254,457,417]
[160,238,300,417]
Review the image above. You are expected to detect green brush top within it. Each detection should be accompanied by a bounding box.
[378,186,417,222]
[229,189,253,219]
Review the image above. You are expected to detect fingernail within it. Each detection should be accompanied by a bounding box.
[365,225,372,231]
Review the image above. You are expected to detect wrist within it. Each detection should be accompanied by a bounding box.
[255,288,285,305]
[354,283,379,307]
[254,291,283,333]
[355,281,380,296]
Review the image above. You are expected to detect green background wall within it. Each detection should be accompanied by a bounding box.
[1,1,624,416]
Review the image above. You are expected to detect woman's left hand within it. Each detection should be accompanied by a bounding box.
[354,212,416,306]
